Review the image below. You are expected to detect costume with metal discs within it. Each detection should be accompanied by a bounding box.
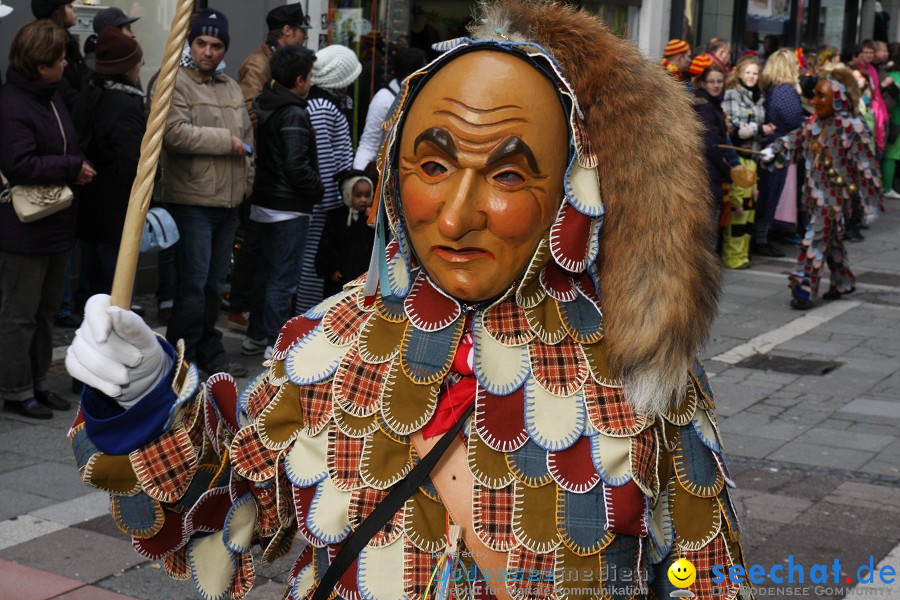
[766,76,880,302]
[68,2,747,598]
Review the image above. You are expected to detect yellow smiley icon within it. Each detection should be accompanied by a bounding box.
[667,558,697,588]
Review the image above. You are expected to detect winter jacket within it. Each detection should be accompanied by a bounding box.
[0,68,85,255]
[722,84,767,151]
[72,77,146,245]
[59,32,88,113]
[353,79,400,170]
[251,81,323,213]
[693,88,733,212]
[160,67,254,209]
[315,206,375,297]
[237,43,274,130]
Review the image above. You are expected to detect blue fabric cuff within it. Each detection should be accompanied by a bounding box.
[81,338,179,456]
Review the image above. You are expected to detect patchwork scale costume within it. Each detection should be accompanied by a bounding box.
[68,2,748,598]
[767,76,880,302]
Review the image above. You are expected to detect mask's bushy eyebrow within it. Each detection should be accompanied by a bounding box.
[414,127,457,159]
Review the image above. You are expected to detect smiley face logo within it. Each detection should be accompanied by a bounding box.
[667,558,697,589]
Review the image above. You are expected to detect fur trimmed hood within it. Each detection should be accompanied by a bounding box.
[469,0,720,414]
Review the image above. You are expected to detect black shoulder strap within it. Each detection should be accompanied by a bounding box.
[311,403,475,599]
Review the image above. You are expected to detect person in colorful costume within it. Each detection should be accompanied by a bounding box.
[65,2,748,598]
[762,69,880,310]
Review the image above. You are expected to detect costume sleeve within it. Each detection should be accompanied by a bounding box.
[69,337,295,599]
[648,359,751,600]
[353,88,393,170]
[163,77,232,156]
[765,126,807,169]
[846,128,882,218]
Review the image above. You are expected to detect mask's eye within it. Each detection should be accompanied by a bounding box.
[421,161,447,177]
[494,171,525,186]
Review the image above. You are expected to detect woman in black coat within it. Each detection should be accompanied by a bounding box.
[693,64,733,230]
[72,28,146,303]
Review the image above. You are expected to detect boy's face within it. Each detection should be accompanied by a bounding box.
[351,180,373,213]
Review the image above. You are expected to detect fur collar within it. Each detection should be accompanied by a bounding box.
[470,0,720,415]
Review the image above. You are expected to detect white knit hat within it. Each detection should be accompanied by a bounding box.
[312,44,362,90]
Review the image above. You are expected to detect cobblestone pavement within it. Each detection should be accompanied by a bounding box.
[2,202,899,599]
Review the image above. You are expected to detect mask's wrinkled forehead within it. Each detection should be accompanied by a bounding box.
[365,39,605,304]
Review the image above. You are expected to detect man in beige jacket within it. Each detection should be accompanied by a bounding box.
[162,8,253,378]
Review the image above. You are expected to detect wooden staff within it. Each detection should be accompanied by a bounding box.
[718,144,764,156]
[110,0,195,309]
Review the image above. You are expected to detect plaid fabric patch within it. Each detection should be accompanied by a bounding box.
[474,481,517,551]
[300,380,335,436]
[600,533,640,600]
[349,486,403,547]
[323,294,369,347]
[327,427,365,491]
[333,346,391,417]
[684,533,738,598]
[232,550,256,598]
[401,315,464,385]
[403,536,440,600]
[246,382,279,421]
[529,336,589,397]
[630,428,659,499]
[583,381,645,437]
[250,479,280,537]
[129,426,197,503]
[507,545,556,599]
[484,298,536,346]
[163,545,191,580]
[230,424,280,483]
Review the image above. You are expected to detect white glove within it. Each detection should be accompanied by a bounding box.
[738,123,757,139]
[66,294,171,409]
[759,147,776,163]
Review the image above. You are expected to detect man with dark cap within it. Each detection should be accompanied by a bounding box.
[159,8,254,378]
[228,2,312,334]
[84,7,140,70]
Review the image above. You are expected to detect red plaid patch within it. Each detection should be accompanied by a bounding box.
[474,482,517,551]
[333,346,391,417]
[507,545,556,599]
[349,487,403,547]
[323,294,369,346]
[529,336,589,397]
[685,533,739,598]
[328,427,365,491]
[484,299,535,346]
[630,428,659,498]
[403,537,440,600]
[230,424,280,482]
[246,381,279,421]
[248,478,281,536]
[163,545,190,580]
[232,551,256,598]
[300,380,334,436]
[583,380,646,436]
[129,426,197,503]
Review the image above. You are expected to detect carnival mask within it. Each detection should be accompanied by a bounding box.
[398,50,569,302]
[811,79,835,119]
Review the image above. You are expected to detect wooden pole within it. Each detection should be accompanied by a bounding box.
[110,0,195,309]
[717,144,764,156]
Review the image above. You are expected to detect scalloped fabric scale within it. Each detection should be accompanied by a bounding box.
[482,298,535,346]
[404,272,461,332]
[524,380,585,452]
[322,293,369,346]
[473,481,518,551]
[475,384,529,453]
[557,483,613,556]
[548,435,601,493]
[529,336,589,397]
[129,426,197,503]
[332,345,391,418]
[506,438,552,488]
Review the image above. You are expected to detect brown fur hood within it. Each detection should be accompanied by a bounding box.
[471,1,720,414]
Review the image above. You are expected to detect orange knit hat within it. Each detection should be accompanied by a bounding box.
[663,39,690,57]
[688,54,714,76]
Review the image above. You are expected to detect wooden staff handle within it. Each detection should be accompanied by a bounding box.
[110,0,195,308]
[717,144,764,156]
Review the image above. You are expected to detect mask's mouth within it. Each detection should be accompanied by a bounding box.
[432,245,495,262]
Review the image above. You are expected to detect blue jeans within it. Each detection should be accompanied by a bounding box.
[165,204,239,369]
[247,216,309,344]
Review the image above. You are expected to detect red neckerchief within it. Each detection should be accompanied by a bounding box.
[421,329,476,439]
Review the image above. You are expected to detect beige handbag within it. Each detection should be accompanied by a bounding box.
[0,102,74,223]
